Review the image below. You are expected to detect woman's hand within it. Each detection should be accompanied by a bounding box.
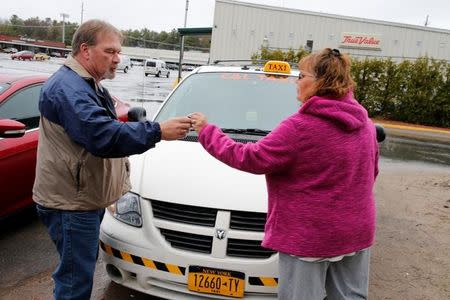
[188,112,208,133]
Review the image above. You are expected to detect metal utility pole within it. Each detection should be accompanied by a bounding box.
[178,0,189,81]
[60,13,69,44]
[81,2,84,24]
[183,0,189,27]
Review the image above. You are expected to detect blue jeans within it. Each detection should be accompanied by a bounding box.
[37,204,105,300]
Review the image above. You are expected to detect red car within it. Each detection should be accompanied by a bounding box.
[11,50,34,61]
[0,74,130,218]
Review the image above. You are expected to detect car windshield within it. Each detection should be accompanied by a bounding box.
[155,72,300,132]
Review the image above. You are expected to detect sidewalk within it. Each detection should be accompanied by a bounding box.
[372,119,450,144]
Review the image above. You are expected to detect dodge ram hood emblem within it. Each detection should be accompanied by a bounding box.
[215,229,226,240]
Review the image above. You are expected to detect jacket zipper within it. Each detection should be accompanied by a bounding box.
[76,162,81,191]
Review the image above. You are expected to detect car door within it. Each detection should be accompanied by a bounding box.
[0,83,42,217]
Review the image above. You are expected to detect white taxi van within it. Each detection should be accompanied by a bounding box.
[100,61,300,299]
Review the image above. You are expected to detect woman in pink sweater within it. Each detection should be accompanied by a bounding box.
[190,48,379,300]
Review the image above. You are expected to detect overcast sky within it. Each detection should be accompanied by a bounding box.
[2,0,449,32]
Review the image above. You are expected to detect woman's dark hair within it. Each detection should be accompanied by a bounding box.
[298,48,356,100]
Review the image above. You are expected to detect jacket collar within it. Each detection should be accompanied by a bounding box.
[64,55,104,91]
[64,55,93,79]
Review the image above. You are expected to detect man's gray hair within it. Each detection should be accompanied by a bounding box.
[71,19,123,56]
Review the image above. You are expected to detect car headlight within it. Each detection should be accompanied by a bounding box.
[107,192,142,227]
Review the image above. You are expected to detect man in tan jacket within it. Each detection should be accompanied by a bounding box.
[33,19,191,300]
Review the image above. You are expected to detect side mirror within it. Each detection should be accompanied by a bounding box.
[375,124,386,143]
[128,107,147,122]
[0,119,26,138]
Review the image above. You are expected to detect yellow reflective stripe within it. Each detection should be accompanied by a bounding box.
[142,258,157,269]
[260,277,278,287]
[120,251,133,263]
[101,242,184,275]
[104,244,113,256]
[166,264,182,275]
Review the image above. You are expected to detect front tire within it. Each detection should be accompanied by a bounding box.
[166,72,170,78]
[156,71,161,77]
[124,66,128,73]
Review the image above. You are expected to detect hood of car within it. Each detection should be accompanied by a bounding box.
[129,140,268,213]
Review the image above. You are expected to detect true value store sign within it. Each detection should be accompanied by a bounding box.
[340,33,382,50]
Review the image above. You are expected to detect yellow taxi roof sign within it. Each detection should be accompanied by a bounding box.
[263,61,291,74]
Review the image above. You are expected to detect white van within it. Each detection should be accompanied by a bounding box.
[144,58,170,77]
[117,55,132,73]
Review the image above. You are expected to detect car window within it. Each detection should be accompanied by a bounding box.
[0,83,10,95]
[0,84,43,130]
[146,61,156,67]
[155,72,299,131]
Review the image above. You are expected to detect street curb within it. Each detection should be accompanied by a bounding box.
[375,123,450,135]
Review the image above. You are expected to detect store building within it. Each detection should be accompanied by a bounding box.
[210,0,450,62]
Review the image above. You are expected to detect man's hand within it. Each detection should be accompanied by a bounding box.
[159,117,192,140]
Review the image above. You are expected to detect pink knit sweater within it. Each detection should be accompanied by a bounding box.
[198,92,379,257]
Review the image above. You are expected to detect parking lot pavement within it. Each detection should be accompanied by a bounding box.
[0,208,161,300]
[0,53,182,119]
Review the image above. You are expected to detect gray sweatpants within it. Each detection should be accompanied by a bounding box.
[278,249,370,300]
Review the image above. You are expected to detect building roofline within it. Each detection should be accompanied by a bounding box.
[0,40,71,52]
[217,0,450,34]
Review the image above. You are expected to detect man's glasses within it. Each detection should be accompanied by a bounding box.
[298,71,315,80]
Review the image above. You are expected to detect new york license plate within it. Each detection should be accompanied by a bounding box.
[187,266,245,298]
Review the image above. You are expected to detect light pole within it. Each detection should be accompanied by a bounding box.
[81,2,84,24]
[178,0,189,81]
[60,13,70,44]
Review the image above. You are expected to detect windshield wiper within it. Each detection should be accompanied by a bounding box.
[221,128,270,136]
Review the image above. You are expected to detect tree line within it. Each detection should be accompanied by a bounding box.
[253,48,449,128]
[0,15,210,51]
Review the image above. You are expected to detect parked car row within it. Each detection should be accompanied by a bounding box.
[1,47,18,54]
[0,74,130,219]
[7,50,67,61]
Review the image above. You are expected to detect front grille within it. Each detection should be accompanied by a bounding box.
[152,201,275,259]
[160,228,213,254]
[230,211,267,232]
[151,200,217,227]
[227,238,276,258]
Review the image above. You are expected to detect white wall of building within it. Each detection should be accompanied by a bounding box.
[210,0,450,62]
[121,46,210,65]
